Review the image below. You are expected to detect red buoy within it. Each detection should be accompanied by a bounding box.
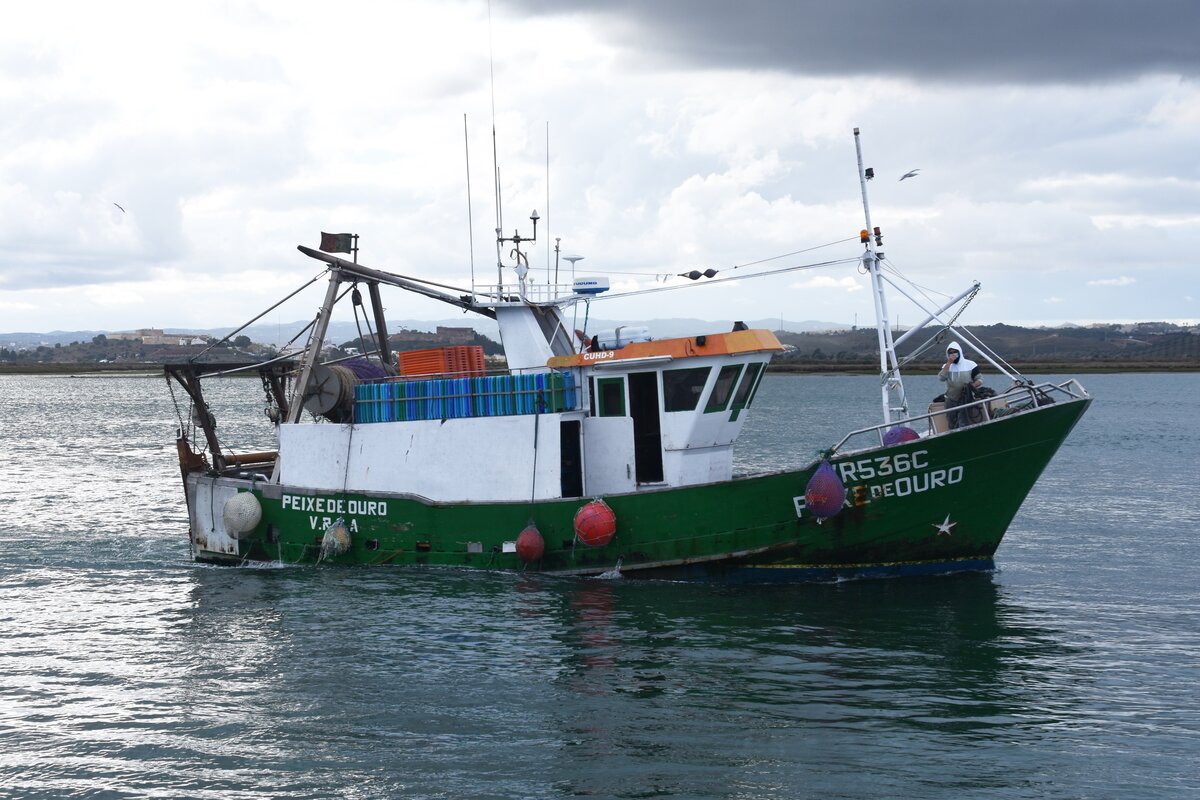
[574,499,616,547]
[516,524,545,562]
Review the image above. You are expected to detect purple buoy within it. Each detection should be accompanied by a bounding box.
[882,425,920,446]
[804,460,846,519]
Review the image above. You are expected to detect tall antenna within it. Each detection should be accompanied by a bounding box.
[488,0,503,287]
[464,114,476,292]
[494,157,504,287]
[546,120,551,280]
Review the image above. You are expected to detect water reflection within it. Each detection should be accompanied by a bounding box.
[549,573,1084,798]
[171,566,1085,797]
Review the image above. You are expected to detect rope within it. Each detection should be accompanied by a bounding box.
[188,269,325,364]
[955,324,1022,380]
[165,373,187,435]
[350,283,378,363]
[517,236,860,282]
[881,259,953,301]
[593,256,861,302]
[529,410,540,509]
[341,422,355,495]
[878,270,1021,381]
[725,237,860,270]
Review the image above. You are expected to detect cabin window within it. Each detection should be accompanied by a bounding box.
[731,362,763,408]
[747,362,768,406]
[728,362,764,420]
[596,377,626,417]
[704,364,744,413]
[662,367,711,412]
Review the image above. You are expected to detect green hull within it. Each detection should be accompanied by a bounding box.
[188,397,1089,582]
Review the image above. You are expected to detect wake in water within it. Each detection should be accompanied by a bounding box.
[595,558,623,580]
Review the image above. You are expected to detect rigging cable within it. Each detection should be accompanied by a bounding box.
[884,263,980,368]
[879,259,1021,379]
[511,236,860,282]
[350,283,379,364]
[188,269,326,365]
[465,113,476,289]
[164,372,188,437]
[282,283,360,384]
[954,322,1022,380]
[487,0,504,285]
[592,256,862,302]
[529,408,540,509]
[880,258,954,302]
[725,236,860,270]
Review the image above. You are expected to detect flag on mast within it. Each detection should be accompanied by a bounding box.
[320,232,356,254]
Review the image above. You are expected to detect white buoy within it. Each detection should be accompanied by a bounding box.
[222,492,262,539]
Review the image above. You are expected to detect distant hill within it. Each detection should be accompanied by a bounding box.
[775,323,1199,367]
[4,320,1196,370]
[0,330,108,347]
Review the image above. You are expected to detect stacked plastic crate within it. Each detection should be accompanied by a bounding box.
[354,371,577,423]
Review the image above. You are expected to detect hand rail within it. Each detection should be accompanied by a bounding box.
[471,283,581,305]
[829,379,1089,454]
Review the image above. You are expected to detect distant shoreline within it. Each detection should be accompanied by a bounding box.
[1,360,1196,376]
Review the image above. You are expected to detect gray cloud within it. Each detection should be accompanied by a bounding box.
[0,67,313,291]
[3,1,1195,330]
[503,1,1200,83]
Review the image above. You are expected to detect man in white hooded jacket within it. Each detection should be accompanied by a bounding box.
[938,341,982,429]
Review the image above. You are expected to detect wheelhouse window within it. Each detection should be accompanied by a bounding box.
[704,364,744,413]
[728,362,764,420]
[731,362,763,409]
[662,367,711,412]
[746,362,767,406]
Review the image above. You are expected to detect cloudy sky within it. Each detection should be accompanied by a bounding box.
[2,0,1198,335]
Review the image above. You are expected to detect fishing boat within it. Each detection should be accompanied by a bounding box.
[164,130,1091,581]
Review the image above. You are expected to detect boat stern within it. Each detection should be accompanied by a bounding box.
[185,473,258,564]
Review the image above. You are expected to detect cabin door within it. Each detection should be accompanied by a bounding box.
[628,371,664,483]
[559,420,583,498]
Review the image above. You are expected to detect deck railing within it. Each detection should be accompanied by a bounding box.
[829,379,1089,454]
[353,371,579,423]
[469,283,579,306]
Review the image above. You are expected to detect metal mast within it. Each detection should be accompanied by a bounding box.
[853,128,908,424]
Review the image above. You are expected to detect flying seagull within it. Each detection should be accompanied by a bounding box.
[112,202,125,212]
[899,169,920,182]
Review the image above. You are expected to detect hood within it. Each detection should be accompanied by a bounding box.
[946,341,978,373]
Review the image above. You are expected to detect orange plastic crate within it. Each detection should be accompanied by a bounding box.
[398,345,485,376]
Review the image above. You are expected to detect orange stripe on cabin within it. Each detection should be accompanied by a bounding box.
[547,329,783,369]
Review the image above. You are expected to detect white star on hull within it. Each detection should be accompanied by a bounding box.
[933,514,957,536]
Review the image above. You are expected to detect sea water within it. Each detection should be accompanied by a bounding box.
[0,372,1197,799]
